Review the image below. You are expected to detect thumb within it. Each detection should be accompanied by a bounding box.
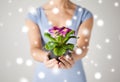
[44,51,50,62]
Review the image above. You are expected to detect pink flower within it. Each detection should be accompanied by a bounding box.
[59,26,72,37]
[48,26,72,37]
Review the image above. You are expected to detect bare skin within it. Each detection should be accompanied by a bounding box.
[25,0,93,69]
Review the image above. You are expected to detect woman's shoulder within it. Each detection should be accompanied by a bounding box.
[77,4,93,14]
[77,4,93,22]
[25,6,42,24]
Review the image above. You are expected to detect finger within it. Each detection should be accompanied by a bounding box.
[43,51,51,63]
[58,62,65,69]
[46,58,57,65]
[46,59,58,67]
[59,56,71,69]
[43,56,49,63]
[64,56,75,65]
[46,60,58,68]
[54,64,59,69]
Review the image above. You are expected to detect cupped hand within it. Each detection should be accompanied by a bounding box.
[58,54,75,69]
[43,52,59,69]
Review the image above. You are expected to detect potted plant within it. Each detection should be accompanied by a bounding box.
[43,26,77,61]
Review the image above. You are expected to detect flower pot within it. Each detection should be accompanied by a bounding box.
[43,47,73,62]
[48,50,72,62]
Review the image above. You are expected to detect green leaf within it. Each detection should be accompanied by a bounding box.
[63,43,74,50]
[44,41,58,50]
[66,30,75,37]
[63,36,77,43]
[44,32,56,42]
[62,30,76,44]
[56,35,63,43]
[53,47,66,56]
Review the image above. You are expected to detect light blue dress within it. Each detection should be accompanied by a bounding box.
[25,4,93,82]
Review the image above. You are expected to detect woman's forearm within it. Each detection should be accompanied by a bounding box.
[72,48,89,62]
[30,47,49,62]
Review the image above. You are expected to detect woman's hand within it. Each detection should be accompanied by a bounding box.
[58,54,75,69]
[43,52,59,69]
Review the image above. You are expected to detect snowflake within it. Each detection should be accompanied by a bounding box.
[96,44,102,49]
[98,0,103,4]
[49,0,54,5]
[82,46,86,49]
[90,60,94,64]
[18,8,23,13]
[85,38,88,42]
[73,16,77,20]
[85,55,89,59]
[8,12,12,16]
[64,79,67,82]
[48,21,52,25]
[65,55,70,60]
[22,26,29,33]
[28,7,37,15]
[97,19,104,27]
[107,54,112,60]
[114,2,119,7]
[19,77,28,82]
[66,20,72,27]
[34,41,38,45]
[52,7,59,14]
[38,72,45,79]
[78,8,83,12]
[82,28,89,36]
[94,72,102,80]
[32,52,37,56]
[52,68,60,75]
[105,38,110,43]
[111,68,115,72]
[16,57,23,65]
[94,14,98,19]
[94,63,98,67]
[75,47,83,55]
[44,29,49,33]
[77,71,81,75]
[25,59,33,66]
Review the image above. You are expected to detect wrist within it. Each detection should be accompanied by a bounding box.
[41,50,50,62]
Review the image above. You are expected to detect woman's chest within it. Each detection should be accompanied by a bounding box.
[45,11,74,27]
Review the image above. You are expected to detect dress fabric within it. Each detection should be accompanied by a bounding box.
[25,4,93,82]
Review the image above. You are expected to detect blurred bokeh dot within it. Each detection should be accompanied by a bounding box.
[114,2,119,7]
[25,59,33,66]
[94,14,98,19]
[66,20,72,27]
[75,47,83,55]
[97,19,104,27]
[111,68,115,72]
[19,77,28,82]
[22,26,28,33]
[52,7,59,14]
[38,72,45,79]
[77,71,81,75]
[94,72,102,80]
[16,57,23,65]
[107,54,112,60]
[64,79,67,82]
